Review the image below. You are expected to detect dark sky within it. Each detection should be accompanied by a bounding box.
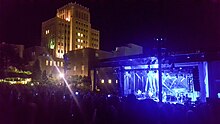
[1,0,220,52]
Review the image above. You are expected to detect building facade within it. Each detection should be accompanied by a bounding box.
[113,43,143,57]
[65,48,113,78]
[24,46,64,82]
[41,2,100,59]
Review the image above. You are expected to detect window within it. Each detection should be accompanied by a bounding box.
[54,61,56,66]
[81,34,83,37]
[82,65,84,71]
[108,79,112,84]
[81,40,83,43]
[95,53,99,57]
[61,62,63,67]
[46,60,49,66]
[101,79,104,84]
[77,45,80,48]
[50,61,53,66]
[77,32,80,36]
[32,52,35,56]
[57,61,60,66]
[46,30,50,34]
[116,80,118,84]
[77,39,80,42]
[73,66,76,71]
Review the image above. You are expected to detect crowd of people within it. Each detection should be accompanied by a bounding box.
[0,83,220,124]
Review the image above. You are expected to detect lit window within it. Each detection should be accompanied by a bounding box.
[108,79,112,84]
[77,39,80,42]
[81,46,83,48]
[57,61,60,66]
[46,60,49,66]
[46,30,50,34]
[54,61,56,66]
[50,61,53,66]
[81,34,83,37]
[95,53,99,57]
[77,45,80,48]
[74,66,76,71]
[116,80,118,84]
[82,65,84,71]
[101,79,104,84]
[81,40,83,43]
[61,62,63,67]
[77,33,80,36]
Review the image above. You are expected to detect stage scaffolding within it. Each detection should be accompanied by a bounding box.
[94,53,209,104]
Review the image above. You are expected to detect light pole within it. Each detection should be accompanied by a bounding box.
[156,38,163,102]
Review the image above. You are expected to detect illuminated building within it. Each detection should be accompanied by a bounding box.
[41,2,100,59]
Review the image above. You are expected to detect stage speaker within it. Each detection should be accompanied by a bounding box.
[193,67,200,91]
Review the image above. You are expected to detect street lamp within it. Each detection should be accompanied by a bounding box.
[156,37,163,103]
[59,73,64,78]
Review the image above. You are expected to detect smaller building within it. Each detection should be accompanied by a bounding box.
[24,46,64,82]
[113,43,143,57]
[65,48,113,78]
[0,42,24,58]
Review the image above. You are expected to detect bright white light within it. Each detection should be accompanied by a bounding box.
[101,79,104,84]
[148,91,153,97]
[75,92,79,95]
[77,33,80,36]
[108,79,112,84]
[116,80,118,84]
[218,93,220,98]
[137,90,142,95]
[107,94,111,97]
[66,18,70,21]
[59,73,64,78]
[31,83,34,86]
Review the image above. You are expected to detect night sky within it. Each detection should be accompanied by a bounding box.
[1,0,220,52]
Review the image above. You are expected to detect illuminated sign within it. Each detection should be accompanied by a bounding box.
[49,39,55,49]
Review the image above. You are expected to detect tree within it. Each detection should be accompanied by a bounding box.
[0,44,24,78]
[31,59,42,82]
[41,70,48,84]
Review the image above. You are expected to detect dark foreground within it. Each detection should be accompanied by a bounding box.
[0,83,220,124]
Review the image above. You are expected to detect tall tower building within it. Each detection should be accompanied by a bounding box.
[41,2,100,58]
